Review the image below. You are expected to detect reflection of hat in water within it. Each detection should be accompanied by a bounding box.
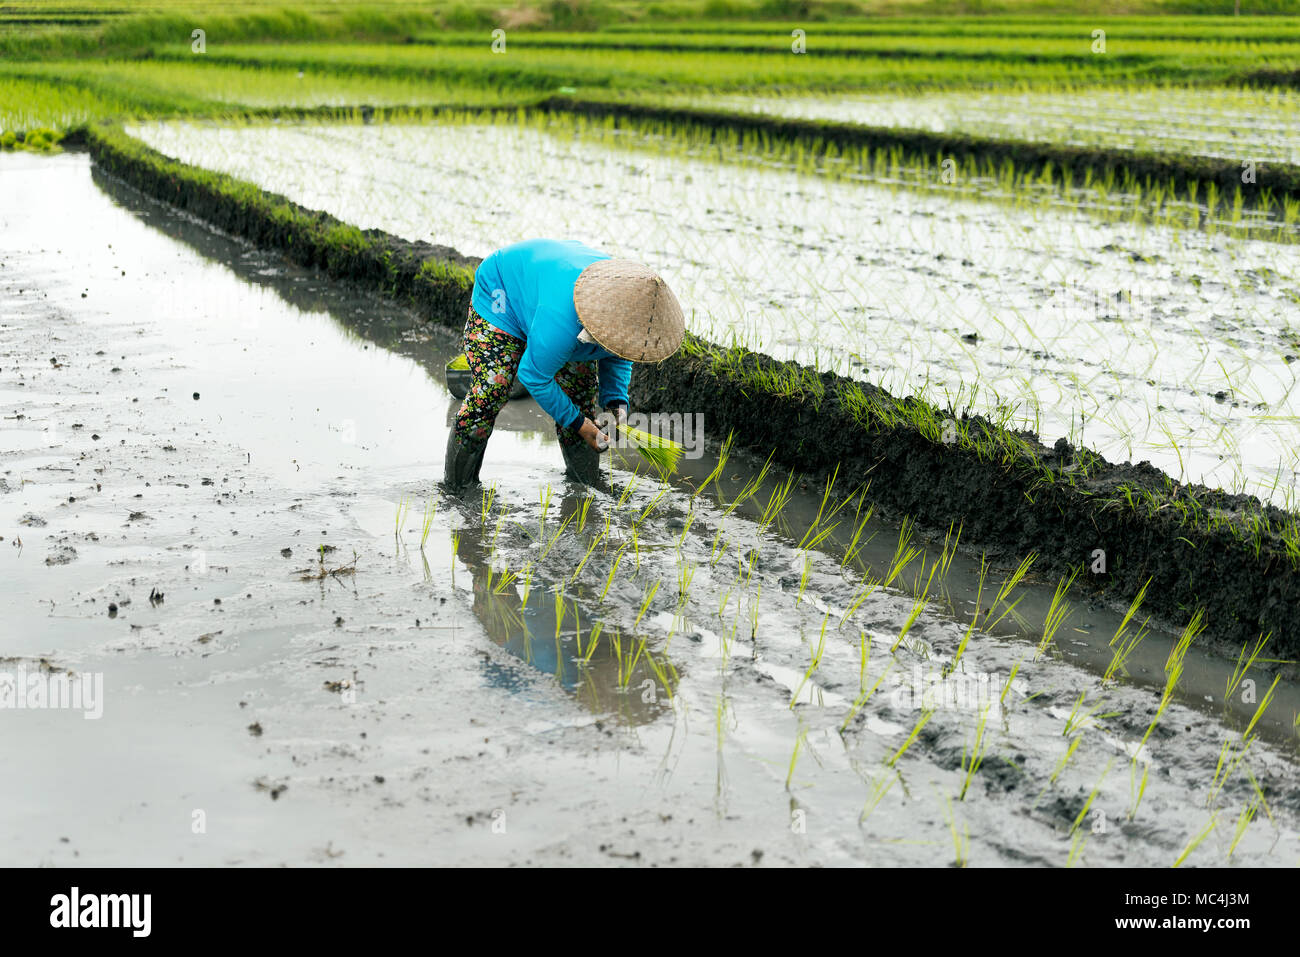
[573,260,686,363]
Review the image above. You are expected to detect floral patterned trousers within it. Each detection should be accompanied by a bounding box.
[453,306,598,451]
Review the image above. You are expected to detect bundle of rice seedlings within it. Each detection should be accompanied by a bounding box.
[447,354,470,370]
[616,423,684,475]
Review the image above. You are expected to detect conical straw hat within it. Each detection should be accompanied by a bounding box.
[573,260,685,363]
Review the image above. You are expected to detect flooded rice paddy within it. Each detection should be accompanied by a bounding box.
[3,151,1299,866]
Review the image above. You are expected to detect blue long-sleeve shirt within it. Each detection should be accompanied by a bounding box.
[470,239,633,431]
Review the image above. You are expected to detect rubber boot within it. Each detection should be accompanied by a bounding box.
[443,430,487,496]
[560,440,603,488]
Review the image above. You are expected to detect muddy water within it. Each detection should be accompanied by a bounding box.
[3,151,1298,867]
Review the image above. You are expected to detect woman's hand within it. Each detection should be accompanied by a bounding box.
[579,417,610,452]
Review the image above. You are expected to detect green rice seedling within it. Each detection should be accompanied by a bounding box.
[450,531,460,587]
[721,459,772,519]
[1245,769,1275,828]
[1066,828,1088,868]
[858,629,870,693]
[634,581,660,630]
[1226,631,1271,701]
[479,482,497,526]
[785,728,806,791]
[934,522,961,583]
[944,558,990,671]
[1227,796,1262,859]
[643,649,676,705]
[789,615,829,710]
[689,434,731,506]
[982,553,1036,633]
[881,520,923,590]
[841,662,895,734]
[538,484,552,540]
[1069,759,1113,839]
[615,475,640,510]
[1047,736,1082,786]
[553,591,566,641]
[418,495,437,551]
[1242,674,1281,739]
[758,471,797,535]
[617,423,684,478]
[890,596,928,653]
[1207,736,1253,808]
[569,525,607,583]
[886,709,934,768]
[1172,813,1219,868]
[959,706,990,801]
[840,501,877,571]
[1128,760,1150,820]
[599,546,625,603]
[1135,609,1204,757]
[675,511,696,553]
[579,621,604,666]
[677,560,697,607]
[491,565,519,595]
[536,513,575,564]
[796,467,848,552]
[940,795,970,868]
[839,574,880,628]
[575,494,592,534]
[1063,692,1119,736]
[1108,578,1150,650]
[1035,567,1078,659]
[795,554,812,606]
[859,772,897,824]
[709,524,727,568]
[1103,611,1150,685]
[635,488,667,528]
[394,495,409,540]
[999,661,1026,709]
[740,547,759,588]
[618,637,649,691]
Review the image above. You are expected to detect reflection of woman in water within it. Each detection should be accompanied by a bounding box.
[454,507,677,725]
[444,238,685,493]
